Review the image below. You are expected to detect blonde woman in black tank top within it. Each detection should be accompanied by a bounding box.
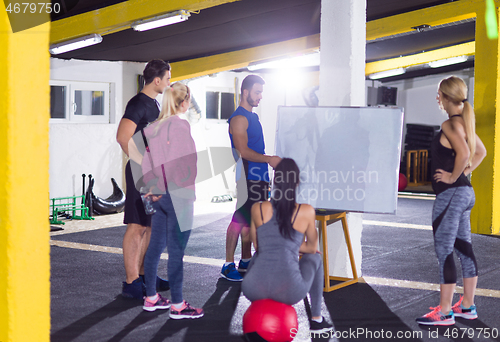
[416,76,486,326]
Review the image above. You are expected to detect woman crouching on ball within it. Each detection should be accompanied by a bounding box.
[242,158,333,334]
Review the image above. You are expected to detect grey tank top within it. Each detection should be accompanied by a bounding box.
[242,204,315,304]
[254,204,304,266]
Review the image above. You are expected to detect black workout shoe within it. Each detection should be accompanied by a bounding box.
[310,317,334,334]
[122,277,144,300]
[139,275,170,292]
[156,276,170,292]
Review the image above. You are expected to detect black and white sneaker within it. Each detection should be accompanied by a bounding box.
[310,317,333,334]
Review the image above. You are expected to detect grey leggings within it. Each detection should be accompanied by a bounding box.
[432,186,477,284]
[242,253,324,317]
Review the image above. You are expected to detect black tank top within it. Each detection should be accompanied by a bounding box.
[430,130,471,195]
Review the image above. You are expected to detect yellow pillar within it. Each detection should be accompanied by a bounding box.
[471,2,500,235]
[0,6,51,342]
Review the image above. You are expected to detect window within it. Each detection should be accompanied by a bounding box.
[50,80,110,123]
[206,91,219,119]
[206,91,235,120]
[50,85,66,119]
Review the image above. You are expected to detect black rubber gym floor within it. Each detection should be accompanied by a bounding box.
[50,197,500,342]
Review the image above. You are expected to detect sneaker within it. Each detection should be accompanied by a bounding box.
[169,301,204,319]
[238,259,251,273]
[122,277,144,300]
[143,294,171,312]
[220,263,243,281]
[452,296,478,320]
[139,275,170,292]
[416,306,455,326]
[310,317,334,334]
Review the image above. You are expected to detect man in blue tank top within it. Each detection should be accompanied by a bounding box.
[220,75,282,281]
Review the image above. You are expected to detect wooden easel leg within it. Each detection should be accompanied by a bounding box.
[320,219,330,292]
[341,216,358,279]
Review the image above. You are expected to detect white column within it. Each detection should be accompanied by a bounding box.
[318,0,366,278]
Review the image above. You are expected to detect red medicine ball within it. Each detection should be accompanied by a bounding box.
[398,173,408,192]
[243,299,298,342]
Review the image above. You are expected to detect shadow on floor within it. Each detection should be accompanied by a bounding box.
[51,296,143,342]
[324,282,423,342]
[149,279,244,342]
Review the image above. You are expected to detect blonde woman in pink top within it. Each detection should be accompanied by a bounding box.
[140,83,202,319]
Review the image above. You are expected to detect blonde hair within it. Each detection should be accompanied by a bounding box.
[153,82,190,134]
[438,76,476,165]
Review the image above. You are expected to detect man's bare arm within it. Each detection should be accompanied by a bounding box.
[116,118,143,164]
[230,115,281,167]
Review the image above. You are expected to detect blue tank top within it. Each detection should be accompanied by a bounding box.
[228,106,269,182]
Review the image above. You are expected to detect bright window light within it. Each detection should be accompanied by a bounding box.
[49,34,103,55]
[428,56,468,68]
[248,53,320,71]
[368,68,405,80]
[132,10,190,31]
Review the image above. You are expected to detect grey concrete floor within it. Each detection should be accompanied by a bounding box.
[50,197,500,342]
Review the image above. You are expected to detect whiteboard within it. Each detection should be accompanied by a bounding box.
[275,106,404,214]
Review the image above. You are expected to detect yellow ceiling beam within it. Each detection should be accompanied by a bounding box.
[365,41,476,75]
[50,0,239,44]
[170,34,320,81]
[172,36,476,82]
[171,37,476,81]
[367,0,481,41]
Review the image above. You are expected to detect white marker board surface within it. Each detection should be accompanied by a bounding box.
[275,106,404,214]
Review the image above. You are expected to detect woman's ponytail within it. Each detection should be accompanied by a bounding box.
[438,76,476,165]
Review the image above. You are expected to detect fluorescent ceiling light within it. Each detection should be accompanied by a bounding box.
[49,34,102,55]
[428,56,468,68]
[132,10,190,31]
[248,53,320,71]
[368,68,405,80]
